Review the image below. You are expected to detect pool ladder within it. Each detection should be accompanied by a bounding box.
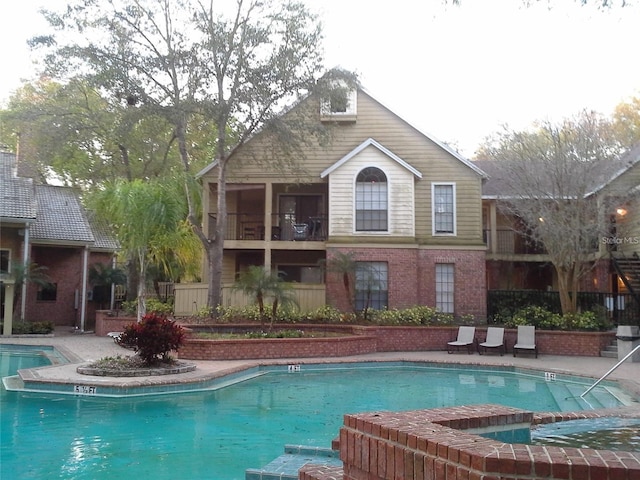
[580,343,640,398]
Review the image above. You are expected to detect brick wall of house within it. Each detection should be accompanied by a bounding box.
[25,247,113,328]
[325,247,487,320]
[300,405,640,480]
[419,249,487,319]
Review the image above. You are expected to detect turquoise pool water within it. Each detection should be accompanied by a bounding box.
[532,417,640,451]
[0,349,634,480]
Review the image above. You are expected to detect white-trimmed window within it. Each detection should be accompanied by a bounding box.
[321,87,357,119]
[355,167,388,232]
[435,264,455,313]
[355,262,388,311]
[432,183,456,235]
[0,249,9,274]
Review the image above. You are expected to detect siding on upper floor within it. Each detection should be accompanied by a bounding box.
[327,146,415,237]
[201,89,485,245]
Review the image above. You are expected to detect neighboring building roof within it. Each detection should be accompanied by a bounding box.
[0,150,118,251]
[475,146,640,199]
[471,160,505,198]
[31,185,95,244]
[0,151,36,221]
[320,137,422,179]
[587,143,640,196]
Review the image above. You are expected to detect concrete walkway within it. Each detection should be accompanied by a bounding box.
[2,327,640,399]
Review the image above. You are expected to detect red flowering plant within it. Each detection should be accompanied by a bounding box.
[120,313,185,365]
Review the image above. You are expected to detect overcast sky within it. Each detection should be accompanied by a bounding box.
[2,0,639,157]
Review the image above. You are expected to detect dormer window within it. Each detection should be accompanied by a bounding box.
[321,85,357,121]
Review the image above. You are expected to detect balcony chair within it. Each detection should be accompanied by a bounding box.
[447,326,476,354]
[513,325,538,358]
[478,327,505,355]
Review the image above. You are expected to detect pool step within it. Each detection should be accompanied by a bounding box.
[601,339,618,358]
[245,445,341,480]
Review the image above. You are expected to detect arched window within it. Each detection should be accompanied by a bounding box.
[355,167,387,231]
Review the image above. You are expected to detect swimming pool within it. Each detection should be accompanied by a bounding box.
[0,350,635,480]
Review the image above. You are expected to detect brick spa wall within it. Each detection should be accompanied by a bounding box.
[300,404,640,480]
[169,325,615,361]
[95,311,136,336]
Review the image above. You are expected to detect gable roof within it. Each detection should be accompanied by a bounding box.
[31,185,96,244]
[475,145,640,200]
[359,88,487,179]
[586,143,640,196]
[196,85,488,180]
[0,151,118,251]
[320,137,422,179]
[0,151,36,221]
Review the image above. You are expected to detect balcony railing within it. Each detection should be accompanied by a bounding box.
[209,213,327,241]
[484,229,546,255]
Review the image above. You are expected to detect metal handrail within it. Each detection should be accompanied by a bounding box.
[580,343,640,398]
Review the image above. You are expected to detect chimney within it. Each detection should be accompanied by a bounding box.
[15,130,39,180]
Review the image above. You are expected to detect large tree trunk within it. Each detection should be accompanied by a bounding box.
[555,264,579,315]
[207,157,228,313]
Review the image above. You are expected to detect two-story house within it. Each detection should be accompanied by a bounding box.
[176,86,488,318]
[0,151,118,333]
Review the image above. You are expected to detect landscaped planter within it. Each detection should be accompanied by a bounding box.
[175,324,616,361]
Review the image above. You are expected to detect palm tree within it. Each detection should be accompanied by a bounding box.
[88,262,127,309]
[322,251,357,313]
[233,266,298,329]
[89,178,189,321]
[11,262,51,320]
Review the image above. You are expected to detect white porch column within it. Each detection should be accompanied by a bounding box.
[20,226,30,321]
[79,246,89,332]
[2,281,15,335]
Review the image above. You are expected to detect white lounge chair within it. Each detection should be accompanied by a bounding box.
[513,325,538,358]
[447,326,476,354]
[478,327,505,356]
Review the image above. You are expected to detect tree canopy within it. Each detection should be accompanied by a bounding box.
[29,0,352,312]
[476,110,634,314]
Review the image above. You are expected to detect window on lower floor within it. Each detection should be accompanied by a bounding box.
[277,265,323,284]
[355,262,388,311]
[37,283,57,301]
[0,249,9,274]
[435,264,454,313]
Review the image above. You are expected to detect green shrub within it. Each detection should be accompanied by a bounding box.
[146,298,174,315]
[119,298,173,316]
[504,305,610,331]
[10,321,55,334]
[506,305,561,329]
[119,313,185,365]
[368,306,456,326]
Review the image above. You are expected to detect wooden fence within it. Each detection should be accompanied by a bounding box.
[173,283,326,317]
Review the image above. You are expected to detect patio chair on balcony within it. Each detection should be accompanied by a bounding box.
[513,325,538,358]
[478,327,505,356]
[243,226,256,239]
[447,326,476,354]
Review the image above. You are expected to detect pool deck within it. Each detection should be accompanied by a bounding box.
[2,327,640,403]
